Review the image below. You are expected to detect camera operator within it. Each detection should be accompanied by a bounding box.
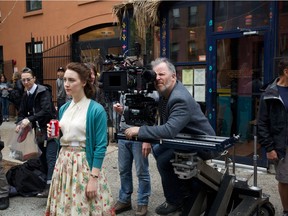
[113,90,158,216]
[125,58,216,215]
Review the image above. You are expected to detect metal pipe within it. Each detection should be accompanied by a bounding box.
[253,123,258,187]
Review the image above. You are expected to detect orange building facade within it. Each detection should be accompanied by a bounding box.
[0,0,124,105]
[0,1,119,67]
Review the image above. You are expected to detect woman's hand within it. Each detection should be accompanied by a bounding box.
[47,123,60,138]
[85,177,98,199]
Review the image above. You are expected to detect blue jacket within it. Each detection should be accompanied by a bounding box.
[59,99,107,169]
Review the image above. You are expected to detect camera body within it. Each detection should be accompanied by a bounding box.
[101,54,158,126]
[102,67,156,93]
[123,93,158,126]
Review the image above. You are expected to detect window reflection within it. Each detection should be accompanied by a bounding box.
[26,0,42,12]
[169,3,206,63]
[128,19,158,65]
[216,36,264,145]
[189,6,197,27]
[279,1,288,57]
[214,1,270,32]
[172,9,181,28]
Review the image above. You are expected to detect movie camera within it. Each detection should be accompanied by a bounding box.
[101,54,156,93]
[101,53,158,127]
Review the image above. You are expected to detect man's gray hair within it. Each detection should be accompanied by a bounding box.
[151,58,176,74]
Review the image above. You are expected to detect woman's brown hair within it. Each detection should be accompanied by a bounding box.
[66,62,95,99]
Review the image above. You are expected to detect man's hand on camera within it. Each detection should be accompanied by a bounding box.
[125,127,140,139]
[142,142,151,157]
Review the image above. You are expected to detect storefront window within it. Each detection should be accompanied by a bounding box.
[278,1,288,57]
[214,1,270,32]
[169,3,206,63]
[176,65,207,111]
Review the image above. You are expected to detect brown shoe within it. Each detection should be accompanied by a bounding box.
[114,201,132,214]
[135,205,148,216]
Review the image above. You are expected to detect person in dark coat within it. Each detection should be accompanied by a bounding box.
[0,103,9,210]
[15,67,57,198]
[125,58,216,215]
[257,58,288,216]
[9,72,24,112]
[56,66,67,111]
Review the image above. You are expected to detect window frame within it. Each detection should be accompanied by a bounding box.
[26,0,42,12]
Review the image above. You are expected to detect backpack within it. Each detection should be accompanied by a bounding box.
[7,89,22,105]
[6,158,47,197]
[8,80,24,108]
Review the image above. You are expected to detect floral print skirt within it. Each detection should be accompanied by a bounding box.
[45,147,115,216]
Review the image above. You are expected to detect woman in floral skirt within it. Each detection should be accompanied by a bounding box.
[45,62,115,216]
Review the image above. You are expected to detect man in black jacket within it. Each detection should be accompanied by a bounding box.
[258,58,288,216]
[15,67,57,198]
[0,103,10,209]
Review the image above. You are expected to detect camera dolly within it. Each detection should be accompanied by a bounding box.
[117,133,275,216]
[164,134,275,216]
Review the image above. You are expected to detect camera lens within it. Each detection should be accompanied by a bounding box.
[142,70,156,82]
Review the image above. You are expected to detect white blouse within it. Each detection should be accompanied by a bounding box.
[59,96,90,147]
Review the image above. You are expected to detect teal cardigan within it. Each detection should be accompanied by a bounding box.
[59,99,107,170]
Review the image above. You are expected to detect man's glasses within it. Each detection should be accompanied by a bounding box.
[21,78,33,83]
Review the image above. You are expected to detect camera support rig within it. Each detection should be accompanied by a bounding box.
[117,133,275,216]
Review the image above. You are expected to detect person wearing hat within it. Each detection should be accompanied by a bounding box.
[56,67,67,112]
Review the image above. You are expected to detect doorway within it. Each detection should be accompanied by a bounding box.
[72,24,122,72]
[216,34,266,166]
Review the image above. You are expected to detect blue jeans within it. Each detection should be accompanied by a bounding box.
[38,139,58,182]
[1,97,9,119]
[118,139,151,205]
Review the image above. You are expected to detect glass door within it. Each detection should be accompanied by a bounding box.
[216,34,266,166]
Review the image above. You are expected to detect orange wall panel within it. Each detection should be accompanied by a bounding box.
[0,0,120,69]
